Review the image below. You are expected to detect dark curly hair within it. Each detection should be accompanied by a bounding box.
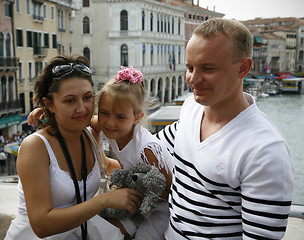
[33,55,93,135]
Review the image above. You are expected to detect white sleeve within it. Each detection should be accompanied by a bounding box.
[241,141,294,239]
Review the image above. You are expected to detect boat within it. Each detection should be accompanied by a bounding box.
[279,78,304,94]
[265,89,277,95]
[260,92,269,98]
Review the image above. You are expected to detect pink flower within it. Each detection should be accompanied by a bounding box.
[115,66,143,85]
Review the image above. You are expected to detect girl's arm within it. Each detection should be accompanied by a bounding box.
[91,127,121,174]
[141,147,172,201]
[101,151,122,174]
[90,114,100,132]
[27,107,45,127]
[18,135,141,238]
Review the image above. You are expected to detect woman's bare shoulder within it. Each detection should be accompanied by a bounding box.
[19,130,51,154]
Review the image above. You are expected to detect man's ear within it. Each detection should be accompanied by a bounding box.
[134,112,144,124]
[42,97,53,113]
[239,57,252,79]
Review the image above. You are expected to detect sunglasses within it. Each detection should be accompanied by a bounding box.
[52,63,92,78]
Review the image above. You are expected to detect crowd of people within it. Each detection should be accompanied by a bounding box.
[0,131,34,174]
[3,18,294,240]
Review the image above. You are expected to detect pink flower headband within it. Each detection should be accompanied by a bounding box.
[114,66,143,85]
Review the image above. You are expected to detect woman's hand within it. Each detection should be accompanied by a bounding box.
[27,108,45,127]
[101,188,143,215]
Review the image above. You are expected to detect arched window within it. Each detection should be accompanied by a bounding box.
[0,33,4,57]
[121,10,128,31]
[157,14,160,32]
[82,16,90,34]
[8,76,14,101]
[83,47,90,63]
[164,16,167,33]
[150,13,153,32]
[6,33,11,57]
[142,11,145,31]
[121,44,128,67]
[1,76,6,103]
[178,18,181,35]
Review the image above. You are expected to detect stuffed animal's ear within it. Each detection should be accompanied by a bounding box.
[143,166,166,194]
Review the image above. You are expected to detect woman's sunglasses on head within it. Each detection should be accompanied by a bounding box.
[52,63,92,78]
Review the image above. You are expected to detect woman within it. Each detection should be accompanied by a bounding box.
[5,55,141,240]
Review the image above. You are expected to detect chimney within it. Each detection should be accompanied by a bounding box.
[213,6,215,11]
[197,0,199,6]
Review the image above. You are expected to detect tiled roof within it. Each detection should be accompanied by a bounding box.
[241,17,304,30]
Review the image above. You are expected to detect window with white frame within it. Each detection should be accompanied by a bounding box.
[83,47,90,62]
[28,62,33,82]
[16,29,23,47]
[4,2,11,17]
[58,9,64,31]
[120,10,128,31]
[52,34,57,49]
[19,62,24,84]
[43,4,47,18]
[6,33,11,57]
[33,2,42,21]
[82,16,90,34]
[26,0,30,15]
[16,0,20,13]
[121,44,128,66]
[69,13,72,32]
[51,6,55,20]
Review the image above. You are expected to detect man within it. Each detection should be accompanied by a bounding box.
[157,19,294,239]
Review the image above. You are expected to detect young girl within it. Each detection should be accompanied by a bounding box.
[92,66,173,240]
[28,66,173,240]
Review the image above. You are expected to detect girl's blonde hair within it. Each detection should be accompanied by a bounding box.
[96,77,149,127]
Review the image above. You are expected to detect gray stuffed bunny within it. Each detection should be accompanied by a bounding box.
[100,162,166,221]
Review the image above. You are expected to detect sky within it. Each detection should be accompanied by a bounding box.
[198,0,304,21]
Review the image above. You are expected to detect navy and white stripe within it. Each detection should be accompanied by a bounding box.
[157,94,294,239]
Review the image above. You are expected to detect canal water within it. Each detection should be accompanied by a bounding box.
[256,94,304,205]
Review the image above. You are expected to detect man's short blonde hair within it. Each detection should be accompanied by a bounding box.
[193,18,253,62]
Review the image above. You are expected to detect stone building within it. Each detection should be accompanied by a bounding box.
[71,0,224,104]
[242,17,304,74]
[0,0,21,137]
[14,0,76,119]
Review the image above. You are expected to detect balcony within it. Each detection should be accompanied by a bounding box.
[0,99,23,117]
[0,57,19,71]
[33,14,44,22]
[33,46,47,58]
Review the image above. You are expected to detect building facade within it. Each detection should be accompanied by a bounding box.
[242,17,304,74]
[0,0,21,137]
[13,0,76,128]
[263,33,286,73]
[72,0,223,104]
[296,25,304,72]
